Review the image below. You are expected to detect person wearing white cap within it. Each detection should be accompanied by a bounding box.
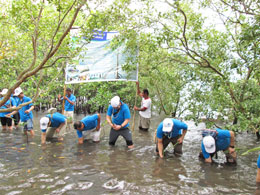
[7,87,35,136]
[0,88,16,131]
[106,96,134,148]
[200,128,236,164]
[12,88,21,128]
[40,108,67,144]
[134,81,152,131]
[156,118,188,158]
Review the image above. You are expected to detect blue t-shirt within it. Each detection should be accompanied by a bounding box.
[17,96,33,122]
[77,114,99,138]
[201,128,231,159]
[13,96,20,106]
[257,155,260,169]
[156,119,188,139]
[107,102,131,127]
[47,112,66,128]
[63,94,76,111]
[0,97,16,117]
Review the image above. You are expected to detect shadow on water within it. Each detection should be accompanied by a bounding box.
[0,111,259,194]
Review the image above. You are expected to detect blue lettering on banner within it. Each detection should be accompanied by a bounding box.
[92,31,107,41]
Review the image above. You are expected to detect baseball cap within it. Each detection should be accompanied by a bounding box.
[203,136,216,154]
[13,87,23,96]
[0,88,8,95]
[48,108,57,114]
[40,117,50,131]
[162,118,174,132]
[110,96,120,108]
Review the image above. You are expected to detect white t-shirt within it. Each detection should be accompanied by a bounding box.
[139,97,152,119]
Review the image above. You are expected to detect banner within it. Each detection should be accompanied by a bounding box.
[65,31,138,84]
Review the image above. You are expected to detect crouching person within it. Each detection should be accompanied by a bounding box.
[156,118,188,158]
[73,114,101,144]
[40,109,67,144]
[199,128,237,164]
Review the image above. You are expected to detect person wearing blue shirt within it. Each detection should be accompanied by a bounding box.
[0,88,16,131]
[7,87,35,136]
[58,88,76,130]
[12,90,21,129]
[257,155,260,183]
[106,96,134,149]
[200,128,236,164]
[156,118,188,158]
[74,113,101,144]
[40,108,67,144]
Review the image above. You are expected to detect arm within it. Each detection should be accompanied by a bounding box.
[78,137,84,144]
[136,81,142,97]
[96,114,101,130]
[64,96,75,105]
[205,157,212,163]
[157,138,164,158]
[178,129,187,144]
[41,132,46,144]
[56,122,65,133]
[134,106,147,111]
[106,115,113,128]
[228,131,236,154]
[25,105,34,114]
[58,94,62,102]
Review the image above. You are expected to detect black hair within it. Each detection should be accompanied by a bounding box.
[74,121,82,130]
[143,89,149,95]
[66,88,72,92]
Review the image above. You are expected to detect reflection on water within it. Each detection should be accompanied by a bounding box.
[0,111,259,194]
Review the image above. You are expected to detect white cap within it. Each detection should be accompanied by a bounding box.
[14,87,23,96]
[40,117,50,131]
[110,96,120,108]
[203,136,216,154]
[162,118,174,132]
[48,108,57,114]
[0,88,8,95]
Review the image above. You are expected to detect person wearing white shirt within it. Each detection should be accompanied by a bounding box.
[134,82,152,131]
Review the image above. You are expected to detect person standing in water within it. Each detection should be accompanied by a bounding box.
[106,96,134,149]
[58,88,76,130]
[134,81,152,131]
[0,88,16,132]
[12,88,21,129]
[7,87,35,136]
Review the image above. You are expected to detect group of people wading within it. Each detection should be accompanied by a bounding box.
[1,82,260,182]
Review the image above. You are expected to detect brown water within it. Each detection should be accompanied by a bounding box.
[0,112,259,195]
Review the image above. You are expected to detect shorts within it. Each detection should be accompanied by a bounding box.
[23,118,33,131]
[156,135,182,154]
[46,120,67,138]
[13,113,20,126]
[64,111,74,123]
[0,117,12,127]
[83,128,101,142]
[109,127,133,146]
[139,115,150,130]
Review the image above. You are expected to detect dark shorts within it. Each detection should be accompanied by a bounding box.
[156,135,183,155]
[23,118,33,131]
[0,117,12,127]
[12,113,20,126]
[109,127,133,146]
